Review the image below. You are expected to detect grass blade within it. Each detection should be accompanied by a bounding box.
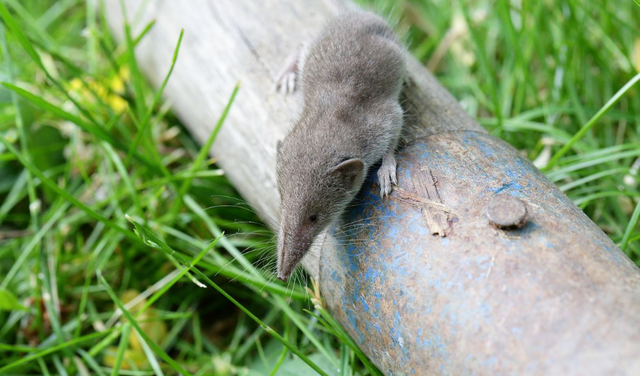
[102,142,142,216]
[1,83,114,143]
[0,1,44,70]
[124,216,330,376]
[545,72,640,169]
[126,29,185,167]
[0,330,114,374]
[621,199,640,253]
[119,0,147,120]
[98,272,193,376]
[0,135,139,243]
[109,323,131,376]
[167,82,240,218]
[1,82,161,174]
[137,233,223,316]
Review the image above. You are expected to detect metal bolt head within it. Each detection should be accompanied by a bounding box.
[486,194,528,230]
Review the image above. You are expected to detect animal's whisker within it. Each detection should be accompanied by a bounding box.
[205,195,281,228]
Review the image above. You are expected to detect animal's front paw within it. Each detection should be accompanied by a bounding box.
[377,157,397,197]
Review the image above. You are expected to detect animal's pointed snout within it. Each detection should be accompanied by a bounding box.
[276,224,312,283]
[277,249,294,282]
[276,233,292,282]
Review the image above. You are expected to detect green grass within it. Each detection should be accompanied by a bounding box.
[0,0,639,375]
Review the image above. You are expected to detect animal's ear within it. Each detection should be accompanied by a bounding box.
[329,158,365,189]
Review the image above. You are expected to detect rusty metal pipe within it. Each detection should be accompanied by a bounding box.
[322,130,640,375]
[103,0,640,374]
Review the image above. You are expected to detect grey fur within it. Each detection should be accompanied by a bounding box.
[275,11,406,281]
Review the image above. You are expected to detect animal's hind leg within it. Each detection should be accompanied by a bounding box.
[275,48,301,94]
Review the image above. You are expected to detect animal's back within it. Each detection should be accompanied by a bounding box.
[301,12,405,101]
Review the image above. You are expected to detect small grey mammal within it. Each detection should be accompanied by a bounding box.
[275,11,405,281]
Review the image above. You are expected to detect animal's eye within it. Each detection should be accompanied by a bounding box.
[309,214,318,222]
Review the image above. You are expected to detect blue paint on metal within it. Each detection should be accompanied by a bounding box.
[345,244,360,272]
[479,302,492,324]
[474,254,492,269]
[331,270,342,283]
[491,181,525,194]
[466,133,495,158]
[346,307,365,343]
[364,266,380,283]
[509,221,540,238]
[481,357,498,366]
[362,297,370,312]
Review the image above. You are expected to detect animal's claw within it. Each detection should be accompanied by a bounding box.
[274,49,300,95]
[276,72,297,94]
[377,157,397,197]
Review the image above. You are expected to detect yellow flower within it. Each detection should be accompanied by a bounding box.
[67,67,129,112]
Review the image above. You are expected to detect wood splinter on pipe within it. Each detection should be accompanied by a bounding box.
[416,168,450,236]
